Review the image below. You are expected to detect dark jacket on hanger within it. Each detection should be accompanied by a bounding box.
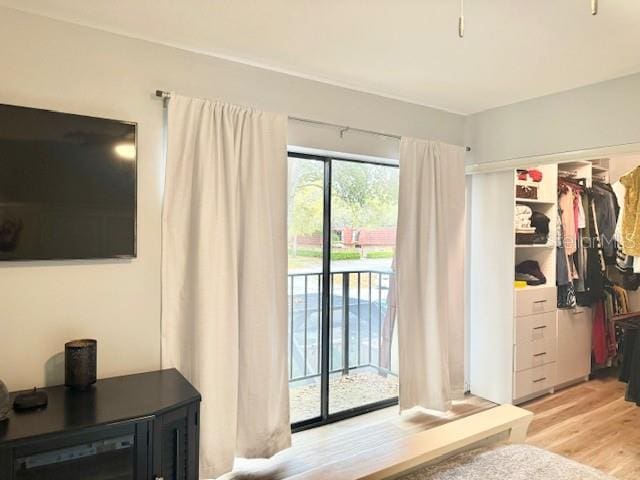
[592,182,620,263]
[576,190,606,305]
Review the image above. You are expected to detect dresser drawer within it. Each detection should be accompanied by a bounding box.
[514,335,557,372]
[515,311,557,345]
[515,287,556,317]
[514,363,556,400]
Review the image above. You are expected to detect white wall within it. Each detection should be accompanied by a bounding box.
[0,7,464,391]
[465,73,640,165]
[610,154,640,184]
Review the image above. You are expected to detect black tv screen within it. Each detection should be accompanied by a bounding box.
[0,103,136,260]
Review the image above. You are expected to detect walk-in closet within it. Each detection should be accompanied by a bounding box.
[469,154,640,405]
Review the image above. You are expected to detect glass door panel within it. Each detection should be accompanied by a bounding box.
[287,156,324,424]
[329,160,399,414]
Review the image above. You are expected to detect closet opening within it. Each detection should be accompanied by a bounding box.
[469,151,640,408]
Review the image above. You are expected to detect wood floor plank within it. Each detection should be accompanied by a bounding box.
[524,371,639,480]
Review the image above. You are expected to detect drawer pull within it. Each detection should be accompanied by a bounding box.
[533,377,547,383]
[533,325,547,330]
[533,352,546,357]
[533,300,547,304]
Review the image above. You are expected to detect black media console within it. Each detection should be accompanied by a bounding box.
[0,369,201,480]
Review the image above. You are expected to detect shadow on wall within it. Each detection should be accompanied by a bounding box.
[45,352,65,387]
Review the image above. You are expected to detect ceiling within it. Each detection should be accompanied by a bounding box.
[2,0,640,114]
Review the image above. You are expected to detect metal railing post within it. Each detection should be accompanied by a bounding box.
[342,272,350,376]
[317,273,322,375]
[290,275,294,378]
[368,272,372,365]
[357,272,361,367]
[303,275,308,378]
[378,273,382,367]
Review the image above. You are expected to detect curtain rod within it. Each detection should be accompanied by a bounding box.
[155,90,471,152]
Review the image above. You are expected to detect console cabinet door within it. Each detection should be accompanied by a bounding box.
[2,420,150,480]
[0,445,12,478]
[153,403,199,480]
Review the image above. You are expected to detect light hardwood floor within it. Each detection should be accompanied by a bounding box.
[222,395,494,479]
[524,371,640,480]
[223,374,638,479]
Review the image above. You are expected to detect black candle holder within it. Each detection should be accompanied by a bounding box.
[65,339,97,390]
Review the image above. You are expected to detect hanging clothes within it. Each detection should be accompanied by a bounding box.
[592,182,619,263]
[577,193,587,229]
[576,188,607,306]
[556,208,571,287]
[609,179,640,289]
[557,204,577,308]
[558,284,577,309]
[603,289,619,359]
[620,166,640,256]
[590,195,607,272]
[592,301,608,364]
[619,320,637,383]
[594,283,628,366]
[558,179,602,307]
[618,318,640,405]
[575,191,588,292]
[559,185,577,256]
[613,182,627,246]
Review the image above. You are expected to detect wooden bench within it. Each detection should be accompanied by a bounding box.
[287,405,533,480]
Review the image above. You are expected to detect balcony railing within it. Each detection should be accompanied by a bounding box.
[287,269,395,382]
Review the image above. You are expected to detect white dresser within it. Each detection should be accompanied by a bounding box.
[513,287,557,401]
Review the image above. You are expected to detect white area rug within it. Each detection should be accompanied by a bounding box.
[398,444,614,480]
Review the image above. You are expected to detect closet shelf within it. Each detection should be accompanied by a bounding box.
[515,180,541,187]
[515,198,555,205]
[514,284,552,291]
[558,161,591,170]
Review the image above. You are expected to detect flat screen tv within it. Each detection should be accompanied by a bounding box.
[0,103,136,260]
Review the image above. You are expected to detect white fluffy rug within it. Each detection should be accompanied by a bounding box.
[398,444,614,480]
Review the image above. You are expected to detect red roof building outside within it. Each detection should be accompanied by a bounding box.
[296,227,396,248]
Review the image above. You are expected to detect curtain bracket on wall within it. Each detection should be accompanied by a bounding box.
[154,90,472,152]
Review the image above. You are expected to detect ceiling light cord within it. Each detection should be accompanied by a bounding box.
[591,0,598,15]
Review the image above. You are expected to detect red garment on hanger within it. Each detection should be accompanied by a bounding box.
[592,301,608,364]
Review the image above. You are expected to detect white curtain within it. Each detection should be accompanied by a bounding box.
[396,137,465,412]
[162,94,290,478]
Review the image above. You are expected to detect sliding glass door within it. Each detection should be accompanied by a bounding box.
[287,152,399,430]
[287,155,324,424]
[328,160,399,415]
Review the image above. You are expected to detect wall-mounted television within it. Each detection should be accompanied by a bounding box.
[0,103,136,261]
